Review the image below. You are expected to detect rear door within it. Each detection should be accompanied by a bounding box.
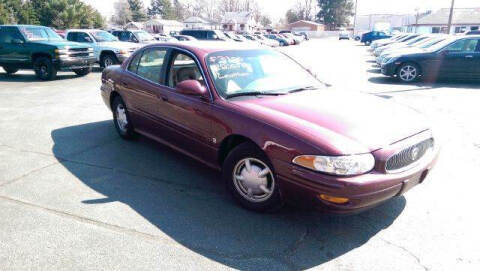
[439,38,479,78]
[118,47,172,138]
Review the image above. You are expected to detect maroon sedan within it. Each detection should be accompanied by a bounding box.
[100,41,439,213]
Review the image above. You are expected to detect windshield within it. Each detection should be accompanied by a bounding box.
[19,26,63,41]
[134,31,154,41]
[424,37,457,52]
[206,50,323,98]
[90,31,118,42]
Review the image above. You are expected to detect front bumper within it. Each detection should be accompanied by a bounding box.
[274,132,440,214]
[55,57,96,71]
[381,62,398,76]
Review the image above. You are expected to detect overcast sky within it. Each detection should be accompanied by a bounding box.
[82,0,480,21]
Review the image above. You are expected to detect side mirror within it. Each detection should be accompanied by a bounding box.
[12,38,24,44]
[84,36,93,43]
[176,80,208,98]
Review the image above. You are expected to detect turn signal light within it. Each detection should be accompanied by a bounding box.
[319,194,350,204]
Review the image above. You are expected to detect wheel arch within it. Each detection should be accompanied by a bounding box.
[109,90,121,110]
[218,134,262,167]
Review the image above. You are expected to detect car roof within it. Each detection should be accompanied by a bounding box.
[142,41,269,54]
[67,29,104,32]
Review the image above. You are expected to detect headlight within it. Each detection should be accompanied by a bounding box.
[292,154,375,176]
[385,57,399,64]
[54,49,69,55]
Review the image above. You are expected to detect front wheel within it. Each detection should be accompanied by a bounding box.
[3,66,19,74]
[34,57,57,80]
[73,67,91,76]
[223,142,284,212]
[397,63,420,83]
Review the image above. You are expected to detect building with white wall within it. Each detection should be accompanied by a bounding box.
[410,8,480,34]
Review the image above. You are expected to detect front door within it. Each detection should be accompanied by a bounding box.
[155,50,216,165]
[439,38,479,78]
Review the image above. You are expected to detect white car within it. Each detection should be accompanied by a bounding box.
[66,29,141,67]
[339,31,350,40]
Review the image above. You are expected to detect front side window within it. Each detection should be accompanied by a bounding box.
[444,39,479,53]
[168,52,204,88]
[136,48,167,83]
[206,50,322,98]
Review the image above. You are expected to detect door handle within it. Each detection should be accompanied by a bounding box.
[159,95,168,102]
[121,82,129,87]
[465,55,474,58]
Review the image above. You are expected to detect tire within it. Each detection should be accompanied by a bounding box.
[112,96,137,140]
[280,41,287,47]
[365,41,372,46]
[397,63,421,83]
[3,66,19,74]
[73,67,91,76]
[100,54,119,68]
[223,142,284,212]
[33,57,57,80]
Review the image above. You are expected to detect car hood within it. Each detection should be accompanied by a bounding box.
[230,90,429,155]
[34,40,90,49]
[98,41,140,49]
[383,47,424,57]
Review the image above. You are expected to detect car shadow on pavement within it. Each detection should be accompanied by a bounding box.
[51,120,406,269]
[0,73,79,82]
[368,76,480,91]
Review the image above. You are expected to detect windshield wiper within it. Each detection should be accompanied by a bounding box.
[226,91,285,99]
[287,86,319,94]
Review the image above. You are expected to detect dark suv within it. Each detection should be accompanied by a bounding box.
[0,25,95,80]
[179,29,227,41]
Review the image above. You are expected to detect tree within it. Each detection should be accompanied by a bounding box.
[147,0,174,19]
[128,0,148,21]
[285,0,317,24]
[260,15,272,27]
[316,0,354,30]
[112,0,133,25]
[172,0,186,21]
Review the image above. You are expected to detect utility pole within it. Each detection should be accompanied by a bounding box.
[447,0,455,34]
[353,0,359,36]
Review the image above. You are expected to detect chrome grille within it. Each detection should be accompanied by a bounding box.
[386,138,434,172]
[67,48,92,58]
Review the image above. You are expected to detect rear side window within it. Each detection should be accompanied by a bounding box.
[0,27,23,43]
[128,52,142,73]
[136,48,167,83]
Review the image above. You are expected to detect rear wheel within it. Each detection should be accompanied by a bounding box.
[223,142,284,212]
[280,41,287,46]
[73,67,91,76]
[365,40,372,46]
[3,66,19,74]
[397,63,420,83]
[112,96,137,140]
[33,57,57,80]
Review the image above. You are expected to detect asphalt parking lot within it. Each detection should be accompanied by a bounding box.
[1,38,479,270]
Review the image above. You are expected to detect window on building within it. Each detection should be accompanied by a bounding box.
[432,27,441,34]
[471,26,479,31]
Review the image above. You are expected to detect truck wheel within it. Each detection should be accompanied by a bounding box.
[73,67,91,76]
[3,66,19,74]
[100,54,118,68]
[34,57,57,80]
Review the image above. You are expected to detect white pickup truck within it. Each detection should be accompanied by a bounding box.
[65,29,141,68]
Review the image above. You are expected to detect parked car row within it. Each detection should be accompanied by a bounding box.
[1,23,312,80]
[178,29,307,47]
[365,32,480,82]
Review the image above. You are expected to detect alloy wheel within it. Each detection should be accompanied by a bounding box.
[232,158,275,203]
[399,65,418,82]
